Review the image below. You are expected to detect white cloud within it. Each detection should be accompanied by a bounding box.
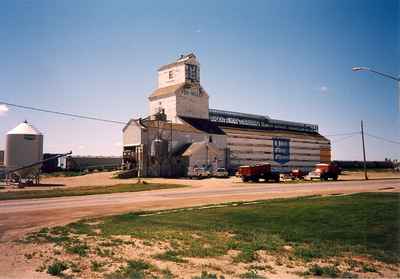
[0,104,9,116]
[195,29,201,33]
[78,145,85,150]
[320,86,328,92]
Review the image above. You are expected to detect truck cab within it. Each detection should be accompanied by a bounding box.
[307,163,341,181]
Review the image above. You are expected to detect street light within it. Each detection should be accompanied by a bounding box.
[352,66,400,111]
[352,67,400,82]
[352,66,400,180]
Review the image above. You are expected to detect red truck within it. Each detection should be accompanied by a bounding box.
[290,169,306,180]
[238,163,280,183]
[307,163,341,181]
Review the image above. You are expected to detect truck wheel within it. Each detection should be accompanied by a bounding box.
[253,177,259,183]
[333,174,338,181]
[242,177,249,182]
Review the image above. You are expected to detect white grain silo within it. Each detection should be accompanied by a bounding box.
[5,121,43,179]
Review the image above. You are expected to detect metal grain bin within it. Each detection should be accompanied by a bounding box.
[5,121,43,178]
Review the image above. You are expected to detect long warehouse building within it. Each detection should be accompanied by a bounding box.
[123,53,330,176]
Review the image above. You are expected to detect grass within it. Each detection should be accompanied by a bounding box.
[90,260,105,272]
[304,264,341,277]
[105,259,153,279]
[192,271,225,279]
[90,192,400,264]
[239,270,266,279]
[47,260,68,276]
[41,171,86,177]
[65,242,89,256]
[154,250,188,263]
[27,192,400,277]
[0,182,185,200]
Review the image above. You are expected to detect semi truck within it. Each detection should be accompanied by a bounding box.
[238,163,280,183]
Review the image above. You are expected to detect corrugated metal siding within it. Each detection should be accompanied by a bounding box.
[222,128,331,172]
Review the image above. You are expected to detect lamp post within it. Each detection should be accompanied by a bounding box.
[352,67,400,180]
[352,66,400,111]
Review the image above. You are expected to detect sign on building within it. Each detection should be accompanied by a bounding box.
[273,138,290,164]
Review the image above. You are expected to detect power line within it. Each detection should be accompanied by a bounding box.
[365,133,400,145]
[330,134,358,144]
[0,101,135,126]
[2,101,399,147]
[324,131,360,137]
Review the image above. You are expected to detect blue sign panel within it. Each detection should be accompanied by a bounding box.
[273,138,290,164]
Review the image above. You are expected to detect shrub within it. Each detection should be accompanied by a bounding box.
[154,250,188,263]
[234,246,257,263]
[91,260,105,272]
[239,270,265,278]
[307,264,340,277]
[47,261,68,276]
[65,243,89,256]
[362,263,377,273]
[105,259,153,279]
[192,271,223,279]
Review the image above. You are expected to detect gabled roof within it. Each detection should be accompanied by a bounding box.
[148,83,185,100]
[158,53,197,71]
[179,116,226,135]
[149,83,208,100]
[182,141,220,157]
[122,118,145,132]
[171,143,192,156]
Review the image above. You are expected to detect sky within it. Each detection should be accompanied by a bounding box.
[0,0,399,160]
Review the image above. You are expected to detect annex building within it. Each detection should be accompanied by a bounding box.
[122,53,331,177]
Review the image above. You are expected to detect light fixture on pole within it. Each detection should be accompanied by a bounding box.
[352,66,400,111]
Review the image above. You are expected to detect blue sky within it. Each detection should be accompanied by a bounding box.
[0,0,399,160]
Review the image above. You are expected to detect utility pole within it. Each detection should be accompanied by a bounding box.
[361,120,368,180]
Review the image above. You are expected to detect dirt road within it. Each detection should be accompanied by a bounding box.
[0,178,399,242]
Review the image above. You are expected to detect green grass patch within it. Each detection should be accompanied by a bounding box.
[47,260,68,276]
[0,183,185,200]
[105,259,153,279]
[65,242,89,256]
[90,260,105,272]
[42,171,86,177]
[31,192,400,270]
[154,250,188,263]
[93,192,399,264]
[304,264,341,277]
[239,270,266,279]
[192,271,225,279]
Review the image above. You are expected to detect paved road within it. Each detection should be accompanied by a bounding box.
[0,179,399,241]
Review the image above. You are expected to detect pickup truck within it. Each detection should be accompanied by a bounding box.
[212,168,229,178]
[188,167,211,179]
[290,169,307,180]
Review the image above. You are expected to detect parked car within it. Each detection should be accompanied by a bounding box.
[306,163,341,181]
[213,168,229,178]
[188,167,211,179]
[290,169,307,180]
[238,163,280,183]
